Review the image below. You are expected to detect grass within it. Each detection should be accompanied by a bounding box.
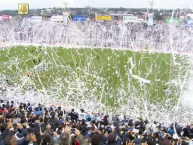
[0,46,191,109]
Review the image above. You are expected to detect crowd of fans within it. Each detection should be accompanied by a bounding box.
[0,101,193,145]
[1,20,193,52]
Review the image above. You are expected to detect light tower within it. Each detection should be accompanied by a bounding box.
[63,0,70,11]
[147,0,156,26]
[147,0,157,10]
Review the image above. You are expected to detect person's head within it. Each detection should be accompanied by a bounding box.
[44,116,48,123]
[178,138,182,143]
[80,109,84,113]
[91,135,100,145]
[34,132,42,145]
[51,112,55,119]
[60,132,71,145]
[58,124,64,132]
[26,127,33,134]
[87,118,91,122]
[31,117,37,123]
[8,109,13,114]
[170,126,173,130]
[42,134,52,145]
[71,109,74,112]
[0,123,7,132]
[106,126,112,134]
[39,117,43,122]
[108,121,113,126]
[81,119,86,125]
[107,133,117,143]
[4,130,17,145]
[46,125,51,130]
[123,138,130,145]
[10,113,15,119]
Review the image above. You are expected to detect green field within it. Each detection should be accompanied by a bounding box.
[0,46,191,109]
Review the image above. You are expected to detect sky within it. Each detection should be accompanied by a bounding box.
[0,0,193,10]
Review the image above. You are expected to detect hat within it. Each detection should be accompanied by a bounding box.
[107,133,116,143]
[15,132,24,140]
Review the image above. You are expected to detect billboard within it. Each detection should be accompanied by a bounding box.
[148,17,153,26]
[96,15,111,21]
[166,18,180,24]
[2,15,10,20]
[51,16,63,22]
[63,12,68,25]
[31,16,42,22]
[123,16,138,23]
[148,13,154,26]
[73,15,86,22]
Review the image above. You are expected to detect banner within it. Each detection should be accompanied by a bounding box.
[148,13,153,18]
[31,16,42,22]
[186,19,193,26]
[166,18,180,24]
[51,16,63,22]
[73,15,86,22]
[123,16,138,23]
[63,12,68,25]
[96,15,111,21]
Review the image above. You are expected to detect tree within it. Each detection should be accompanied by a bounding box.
[68,13,73,19]
[136,11,143,15]
[75,10,83,15]
[154,12,163,20]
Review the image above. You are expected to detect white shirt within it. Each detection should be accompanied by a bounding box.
[79,113,86,121]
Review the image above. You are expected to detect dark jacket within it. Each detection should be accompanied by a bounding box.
[41,122,48,133]
[0,129,8,145]
[16,128,28,145]
[49,118,59,131]
[183,127,190,137]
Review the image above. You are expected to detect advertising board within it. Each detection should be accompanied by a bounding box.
[123,16,138,23]
[96,15,111,21]
[166,18,180,24]
[31,16,42,22]
[2,15,10,20]
[51,16,63,22]
[73,15,86,22]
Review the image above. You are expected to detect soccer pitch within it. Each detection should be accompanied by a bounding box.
[0,46,191,108]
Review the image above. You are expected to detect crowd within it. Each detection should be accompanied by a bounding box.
[0,17,193,145]
[0,20,193,53]
[0,100,193,145]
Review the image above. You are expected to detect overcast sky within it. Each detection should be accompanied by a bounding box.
[0,0,193,10]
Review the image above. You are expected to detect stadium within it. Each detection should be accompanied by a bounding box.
[0,0,193,145]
